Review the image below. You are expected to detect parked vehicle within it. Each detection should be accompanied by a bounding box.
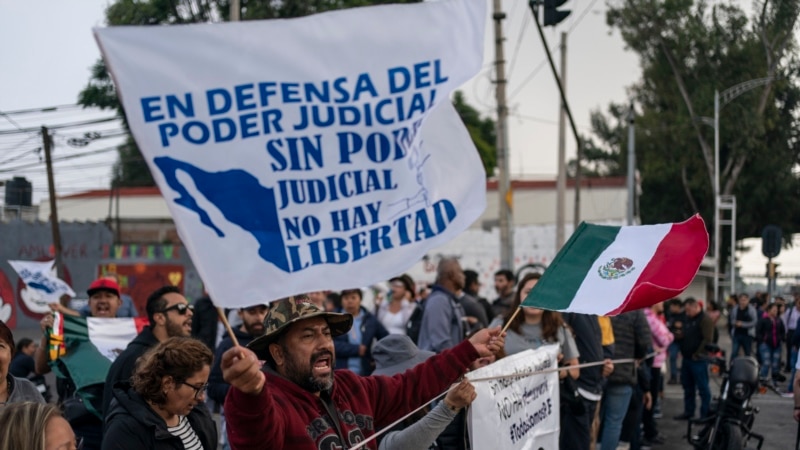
[687,344,764,450]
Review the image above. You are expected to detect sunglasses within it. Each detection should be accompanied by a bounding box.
[181,381,208,400]
[159,303,194,315]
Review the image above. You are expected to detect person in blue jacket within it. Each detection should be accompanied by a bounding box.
[334,288,388,375]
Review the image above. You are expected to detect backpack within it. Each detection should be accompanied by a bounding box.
[406,300,425,345]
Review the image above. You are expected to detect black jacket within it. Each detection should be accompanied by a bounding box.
[607,310,651,386]
[756,316,785,348]
[563,313,606,396]
[103,326,160,415]
[679,311,714,360]
[103,383,217,450]
[208,327,257,404]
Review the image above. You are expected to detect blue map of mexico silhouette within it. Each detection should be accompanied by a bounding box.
[153,156,458,273]
[154,156,290,272]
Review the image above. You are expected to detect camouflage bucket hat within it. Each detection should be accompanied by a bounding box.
[247,297,352,358]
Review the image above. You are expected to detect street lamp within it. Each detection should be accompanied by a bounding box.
[702,77,774,304]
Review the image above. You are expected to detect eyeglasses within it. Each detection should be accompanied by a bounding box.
[159,303,194,315]
[181,381,208,399]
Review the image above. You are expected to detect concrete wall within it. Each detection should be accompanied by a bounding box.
[0,221,203,332]
[0,221,112,330]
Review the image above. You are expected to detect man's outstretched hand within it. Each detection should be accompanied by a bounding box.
[468,326,505,357]
[222,346,265,396]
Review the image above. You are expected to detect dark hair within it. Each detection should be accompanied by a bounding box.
[766,303,779,313]
[683,297,698,307]
[0,321,14,355]
[132,337,213,406]
[494,269,515,283]
[389,274,415,295]
[501,273,564,340]
[340,288,363,300]
[463,270,480,289]
[326,292,342,311]
[146,285,182,324]
[14,338,33,355]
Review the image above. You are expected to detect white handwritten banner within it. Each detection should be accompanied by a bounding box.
[8,260,76,307]
[94,0,487,307]
[467,346,560,450]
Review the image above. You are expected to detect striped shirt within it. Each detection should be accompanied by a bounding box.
[167,416,202,450]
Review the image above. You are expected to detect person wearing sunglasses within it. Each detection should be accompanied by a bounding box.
[102,286,194,416]
[104,337,217,449]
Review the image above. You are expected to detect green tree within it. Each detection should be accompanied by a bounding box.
[453,91,497,176]
[583,0,800,248]
[79,0,494,185]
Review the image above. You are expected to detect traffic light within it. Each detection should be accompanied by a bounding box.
[762,225,782,258]
[766,261,779,279]
[543,0,571,26]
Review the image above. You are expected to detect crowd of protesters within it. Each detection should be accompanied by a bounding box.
[4,266,800,450]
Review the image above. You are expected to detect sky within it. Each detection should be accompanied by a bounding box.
[0,0,797,286]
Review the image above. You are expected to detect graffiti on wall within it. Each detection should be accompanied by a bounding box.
[99,263,185,316]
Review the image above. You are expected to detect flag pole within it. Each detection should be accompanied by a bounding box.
[500,306,521,335]
[217,307,241,348]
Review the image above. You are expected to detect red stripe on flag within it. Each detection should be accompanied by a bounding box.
[134,317,150,334]
[608,214,708,315]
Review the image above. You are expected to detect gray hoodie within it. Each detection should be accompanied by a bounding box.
[6,374,46,404]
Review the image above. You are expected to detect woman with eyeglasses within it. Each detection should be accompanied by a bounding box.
[0,401,80,450]
[103,337,217,449]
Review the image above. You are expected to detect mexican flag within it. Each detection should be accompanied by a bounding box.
[524,215,708,316]
[48,313,148,417]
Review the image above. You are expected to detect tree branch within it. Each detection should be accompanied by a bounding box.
[681,165,700,213]
[658,38,715,187]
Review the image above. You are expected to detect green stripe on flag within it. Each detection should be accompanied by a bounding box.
[49,315,111,419]
[522,222,621,310]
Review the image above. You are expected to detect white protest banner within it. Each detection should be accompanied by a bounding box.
[467,345,560,450]
[94,0,487,308]
[8,260,76,309]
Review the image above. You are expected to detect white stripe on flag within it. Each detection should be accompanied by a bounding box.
[87,318,139,362]
[567,223,672,315]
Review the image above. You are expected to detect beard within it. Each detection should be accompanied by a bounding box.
[282,344,335,393]
[243,321,265,337]
[165,316,189,337]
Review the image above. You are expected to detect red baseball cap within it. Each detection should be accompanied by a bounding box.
[87,278,120,298]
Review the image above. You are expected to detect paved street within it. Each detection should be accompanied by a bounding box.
[656,329,796,450]
[14,320,800,449]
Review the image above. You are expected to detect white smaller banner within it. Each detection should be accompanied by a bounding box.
[86,318,143,361]
[8,260,76,307]
[467,345,560,450]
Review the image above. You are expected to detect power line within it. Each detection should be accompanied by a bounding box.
[506,13,531,81]
[0,117,119,136]
[0,144,119,173]
[0,148,40,166]
[507,0,603,101]
[0,104,82,116]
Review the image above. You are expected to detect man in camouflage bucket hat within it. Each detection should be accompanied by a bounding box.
[222,295,505,449]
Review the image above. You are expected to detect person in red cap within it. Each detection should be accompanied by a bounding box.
[31,276,126,449]
[47,277,123,319]
[221,296,505,449]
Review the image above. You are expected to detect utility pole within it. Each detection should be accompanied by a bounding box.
[555,31,567,249]
[528,1,581,231]
[627,103,635,225]
[42,126,64,278]
[493,0,513,271]
[230,0,240,21]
